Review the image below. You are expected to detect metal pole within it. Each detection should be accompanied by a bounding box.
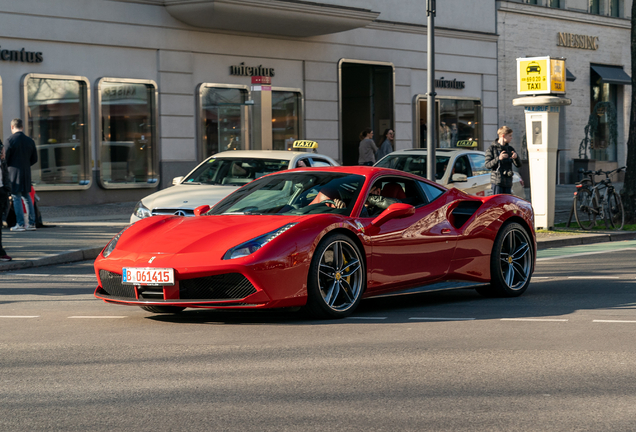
[426,0,436,181]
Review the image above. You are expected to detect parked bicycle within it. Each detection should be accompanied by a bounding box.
[573,167,625,230]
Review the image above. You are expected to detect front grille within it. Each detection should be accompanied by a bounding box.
[99,270,136,298]
[152,208,195,217]
[180,273,257,300]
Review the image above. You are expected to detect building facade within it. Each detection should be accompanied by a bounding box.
[497,0,633,184]
[0,0,498,206]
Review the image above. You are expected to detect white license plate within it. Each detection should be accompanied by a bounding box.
[122,268,174,286]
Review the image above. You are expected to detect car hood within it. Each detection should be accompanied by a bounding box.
[117,214,302,256]
[142,183,241,211]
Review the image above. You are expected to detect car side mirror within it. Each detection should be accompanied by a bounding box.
[371,203,415,227]
[193,205,210,216]
[451,173,468,183]
[172,176,184,185]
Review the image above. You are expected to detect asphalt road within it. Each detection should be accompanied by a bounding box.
[2,244,636,431]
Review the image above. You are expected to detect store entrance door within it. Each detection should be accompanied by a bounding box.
[340,62,394,166]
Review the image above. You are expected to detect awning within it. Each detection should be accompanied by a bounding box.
[566,68,576,82]
[591,64,632,85]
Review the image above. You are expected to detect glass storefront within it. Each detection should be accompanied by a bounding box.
[590,70,617,161]
[98,79,158,188]
[415,97,482,150]
[23,74,90,189]
[198,84,249,159]
[272,90,301,150]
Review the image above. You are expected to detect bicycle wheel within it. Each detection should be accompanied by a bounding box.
[604,190,624,230]
[574,188,596,230]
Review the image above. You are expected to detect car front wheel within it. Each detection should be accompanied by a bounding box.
[306,233,365,319]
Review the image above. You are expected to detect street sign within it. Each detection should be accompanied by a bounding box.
[516,56,566,95]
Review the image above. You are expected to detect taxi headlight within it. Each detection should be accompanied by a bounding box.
[223,223,297,260]
[102,225,131,258]
[133,201,152,219]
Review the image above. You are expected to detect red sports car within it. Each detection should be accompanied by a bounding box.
[94,166,535,319]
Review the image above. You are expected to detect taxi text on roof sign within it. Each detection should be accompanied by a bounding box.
[516,56,566,96]
[292,140,318,149]
[456,140,478,148]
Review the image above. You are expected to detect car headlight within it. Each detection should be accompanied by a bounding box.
[223,223,297,260]
[133,201,152,219]
[102,225,132,258]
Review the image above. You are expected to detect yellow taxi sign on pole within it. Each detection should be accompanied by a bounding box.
[292,140,318,150]
[516,56,566,96]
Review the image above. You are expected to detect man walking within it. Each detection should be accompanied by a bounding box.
[0,140,12,260]
[6,118,37,231]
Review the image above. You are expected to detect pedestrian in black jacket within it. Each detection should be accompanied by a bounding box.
[0,140,12,260]
[6,118,38,231]
[485,126,522,195]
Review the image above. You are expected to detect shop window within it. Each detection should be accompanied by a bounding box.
[429,99,481,149]
[23,74,90,190]
[272,90,302,150]
[98,79,158,188]
[548,0,561,8]
[589,71,618,162]
[198,84,249,160]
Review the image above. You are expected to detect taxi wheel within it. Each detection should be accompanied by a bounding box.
[306,233,365,319]
[140,306,186,314]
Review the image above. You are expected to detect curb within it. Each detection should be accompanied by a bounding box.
[2,232,636,271]
[0,247,103,272]
[536,231,636,250]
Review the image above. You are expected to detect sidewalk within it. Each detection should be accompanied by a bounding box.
[1,191,635,272]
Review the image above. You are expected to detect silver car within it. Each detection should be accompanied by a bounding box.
[375,148,525,198]
[131,150,339,223]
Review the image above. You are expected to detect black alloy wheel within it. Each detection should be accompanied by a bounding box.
[306,233,365,319]
[477,222,533,298]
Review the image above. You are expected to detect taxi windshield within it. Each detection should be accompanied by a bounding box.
[183,158,289,186]
[375,154,451,180]
[208,172,365,217]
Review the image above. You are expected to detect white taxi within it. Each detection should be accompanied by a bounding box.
[130,143,338,223]
[375,148,525,198]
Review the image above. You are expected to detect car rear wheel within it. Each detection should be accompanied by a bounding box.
[476,222,533,298]
[140,306,186,314]
[306,233,365,319]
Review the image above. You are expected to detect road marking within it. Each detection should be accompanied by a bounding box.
[0,315,39,318]
[532,277,550,279]
[537,244,636,261]
[409,317,475,321]
[68,316,127,319]
[501,318,568,322]
[593,320,636,323]
[347,316,387,320]
[567,276,620,279]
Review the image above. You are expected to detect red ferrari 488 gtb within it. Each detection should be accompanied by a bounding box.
[94,166,535,319]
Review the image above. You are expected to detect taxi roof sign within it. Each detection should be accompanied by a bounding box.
[456,140,478,148]
[292,140,318,150]
[516,56,566,96]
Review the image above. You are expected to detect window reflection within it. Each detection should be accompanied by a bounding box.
[272,91,301,150]
[200,87,247,158]
[438,99,481,149]
[26,76,89,187]
[100,81,157,186]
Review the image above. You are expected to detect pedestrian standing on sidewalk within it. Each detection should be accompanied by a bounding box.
[375,129,394,161]
[485,126,521,195]
[6,118,38,232]
[358,128,377,166]
[0,140,12,261]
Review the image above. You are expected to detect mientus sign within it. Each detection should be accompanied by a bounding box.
[230,62,275,77]
[0,47,43,63]
[435,77,465,89]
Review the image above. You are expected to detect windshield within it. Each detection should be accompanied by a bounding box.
[208,172,365,217]
[183,157,290,186]
[376,154,451,180]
